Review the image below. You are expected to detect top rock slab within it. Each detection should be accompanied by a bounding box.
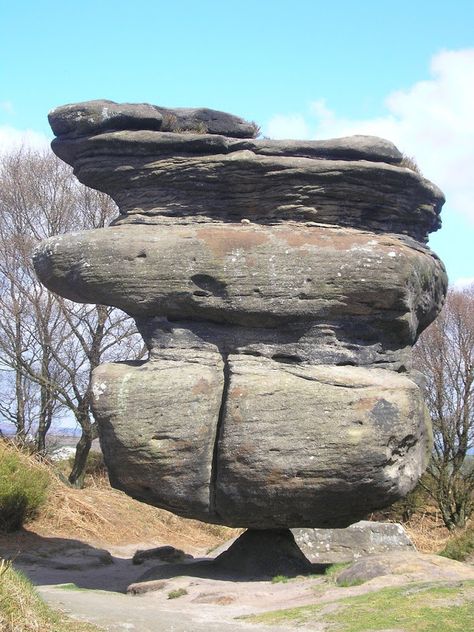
[49,99,259,139]
[48,100,402,163]
[47,100,444,242]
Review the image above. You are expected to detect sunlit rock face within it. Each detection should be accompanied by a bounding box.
[34,100,447,528]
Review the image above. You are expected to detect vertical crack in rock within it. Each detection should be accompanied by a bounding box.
[209,353,230,517]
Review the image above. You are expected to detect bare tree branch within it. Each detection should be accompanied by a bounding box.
[0,147,144,482]
[414,285,474,529]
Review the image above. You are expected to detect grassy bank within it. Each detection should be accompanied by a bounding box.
[0,559,102,632]
[440,525,474,562]
[246,581,474,631]
[0,442,49,533]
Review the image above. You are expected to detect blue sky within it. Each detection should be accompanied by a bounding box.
[1,0,473,285]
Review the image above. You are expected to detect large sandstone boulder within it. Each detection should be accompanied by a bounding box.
[34,100,447,529]
[335,551,474,585]
[293,521,415,564]
[92,358,430,527]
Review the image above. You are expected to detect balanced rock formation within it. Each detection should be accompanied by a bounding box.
[34,100,447,529]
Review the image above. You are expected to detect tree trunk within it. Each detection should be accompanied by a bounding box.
[36,405,53,455]
[36,343,53,454]
[68,415,98,487]
[67,307,109,486]
[14,317,26,442]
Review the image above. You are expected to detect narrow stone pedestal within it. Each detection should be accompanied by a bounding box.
[212,529,316,577]
[128,529,320,593]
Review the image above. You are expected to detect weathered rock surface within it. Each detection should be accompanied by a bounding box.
[335,551,474,585]
[34,224,444,330]
[92,356,430,528]
[293,521,415,563]
[34,224,445,372]
[46,100,444,242]
[92,354,224,518]
[214,361,430,528]
[34,100,448,530]
[49,99,258,138]
[132,546,192,565]
[50,132,442,242]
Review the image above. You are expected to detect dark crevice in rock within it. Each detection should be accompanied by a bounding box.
[150,434,173,441]
[272,353,302,365]
[209,353,230,517]
[385,434,418,466]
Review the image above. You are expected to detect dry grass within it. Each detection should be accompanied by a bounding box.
[0,439,239,554]
[13,453,238,552]
[403,511,453,553]
[0,558,102,631]
[400,153,423,175]
[32,477,238,551]
[370,507,453,554]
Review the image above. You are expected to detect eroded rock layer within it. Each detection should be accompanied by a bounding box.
[34,100,447,528]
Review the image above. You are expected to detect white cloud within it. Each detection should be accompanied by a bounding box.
[0,125,50,154]
[266,48,474,225]
[453,277,474,290]
[266,113,310,139]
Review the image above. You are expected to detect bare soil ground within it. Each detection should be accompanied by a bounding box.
[10,542,474,632]
[1,471,473,632]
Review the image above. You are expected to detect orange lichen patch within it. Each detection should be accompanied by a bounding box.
[276,225,399,252]
[192,378,213,395]
[233,443,255,461]
[196,226,269,257]
[245,254,257,268]
[265,468,286,486]
[353,397,380,412]
[277,226,341,249]
[228,404,244,424]
[229,386,248,399]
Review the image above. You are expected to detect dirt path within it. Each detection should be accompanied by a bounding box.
[6,533,474,632]
[37,585,294,632]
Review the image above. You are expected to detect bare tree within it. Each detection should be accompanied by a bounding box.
[0,148,144,484]
[414,285,474,529]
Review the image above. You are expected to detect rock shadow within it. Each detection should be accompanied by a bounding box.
[0,528,330,594]
[0,529,176,593]
[130,529,329,592]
